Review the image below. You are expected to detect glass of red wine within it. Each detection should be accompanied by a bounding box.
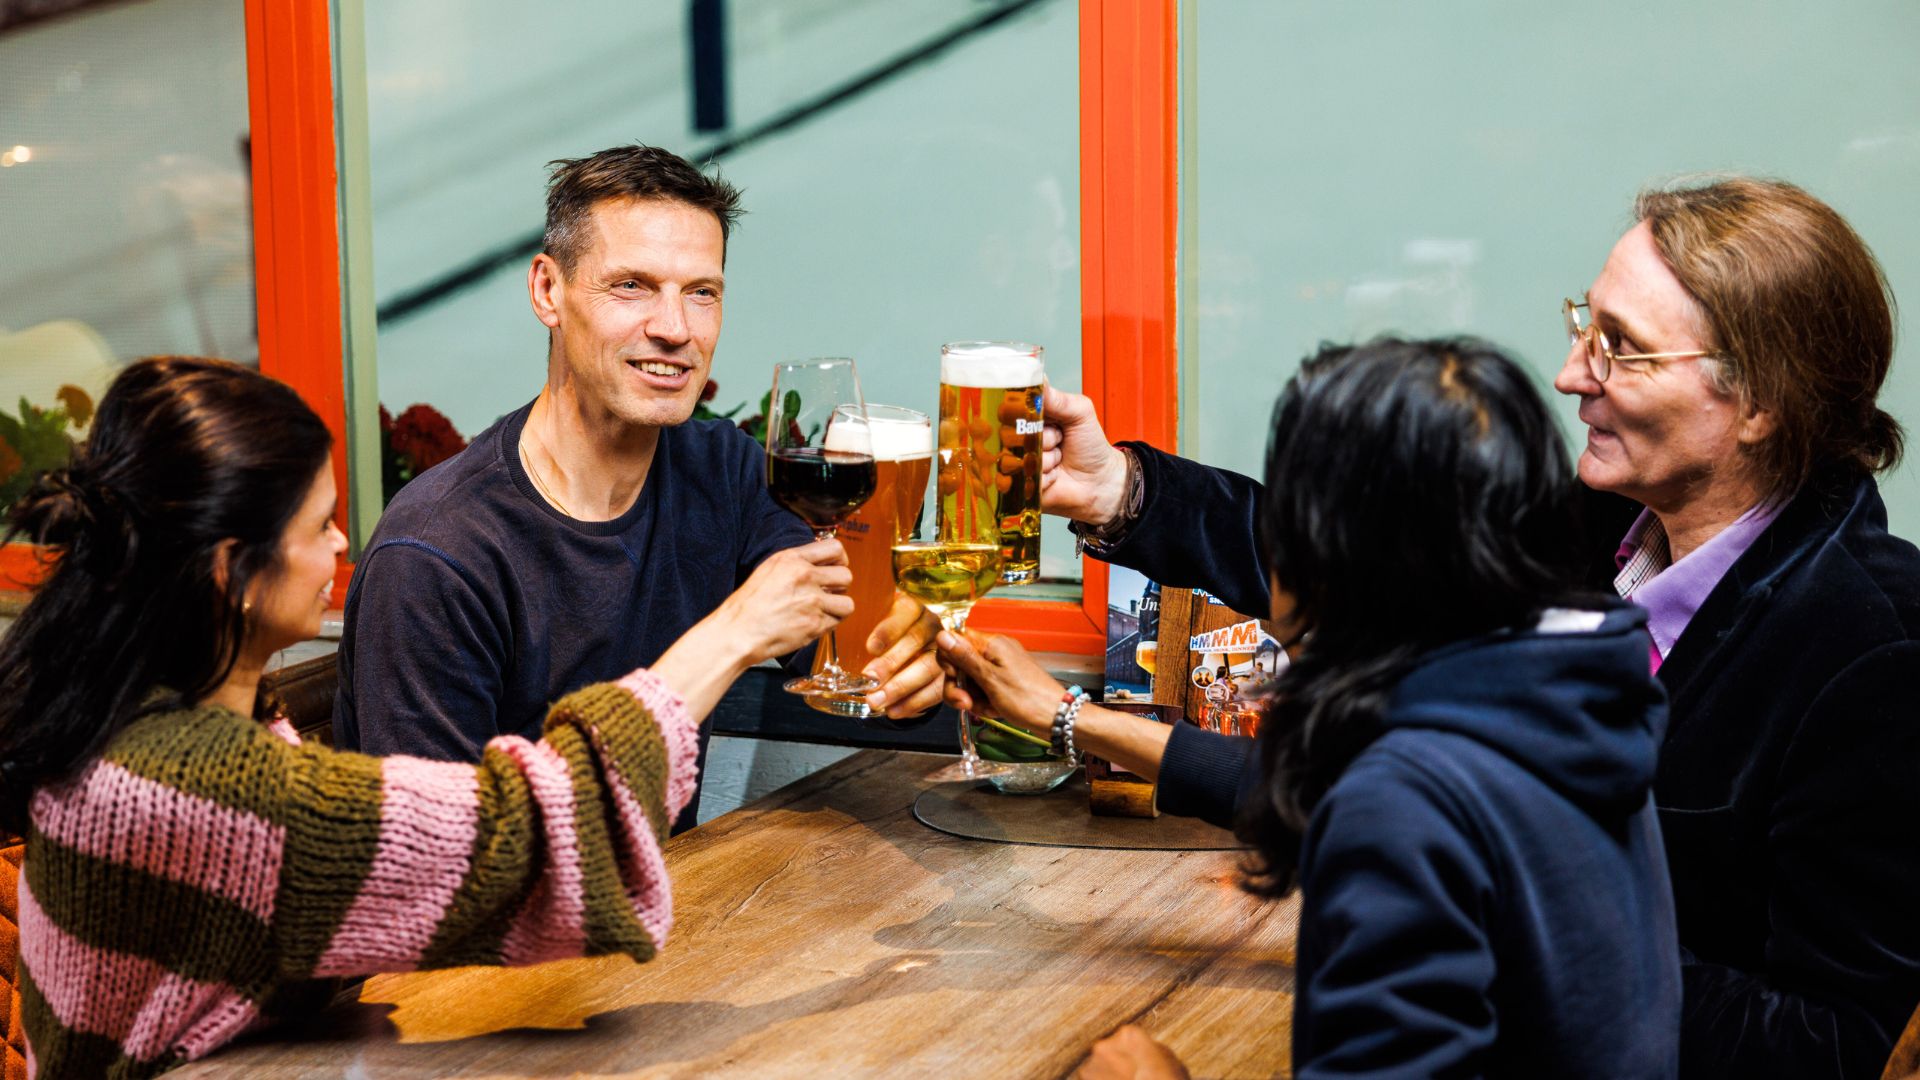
[766,358,879,700]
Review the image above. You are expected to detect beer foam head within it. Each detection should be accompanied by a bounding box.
[826,410,933,459]
[940,341,1044,388]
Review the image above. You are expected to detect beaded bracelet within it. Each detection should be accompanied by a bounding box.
[1052,685,1091,758]
[1050,684,1087,756]
[1061,691,1090,764]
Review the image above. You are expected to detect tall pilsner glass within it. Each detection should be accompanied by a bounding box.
[937,341,1045,586]
[765,359,877,700]
[912,342,1074,790]
[806,404,933,722]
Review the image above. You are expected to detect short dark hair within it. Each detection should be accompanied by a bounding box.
[1238,337,1598,897]
[0,357,331,833]
[1636,177,1903,501]
[543,144,744,274]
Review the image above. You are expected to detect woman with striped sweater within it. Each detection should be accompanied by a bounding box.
[0,357,854,1079]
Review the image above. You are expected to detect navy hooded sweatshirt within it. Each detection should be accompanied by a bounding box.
[1160,605,1681,1078]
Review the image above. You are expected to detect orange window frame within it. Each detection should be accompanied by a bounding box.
[2,0,1181,661]
[968,0,1180,653]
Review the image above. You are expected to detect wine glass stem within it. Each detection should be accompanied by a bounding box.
[812,528,848,683]
[943,605,980,767]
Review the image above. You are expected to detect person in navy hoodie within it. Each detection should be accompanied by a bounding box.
[941,337,1680,1078]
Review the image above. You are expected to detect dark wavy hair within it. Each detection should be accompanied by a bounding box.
[1237,337,1595,897]
[0,357,331,834]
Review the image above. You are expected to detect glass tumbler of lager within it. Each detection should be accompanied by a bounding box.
[937,341,1044,586]
[807,405,934,723]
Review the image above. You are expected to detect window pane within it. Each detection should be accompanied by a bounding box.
[1187,2,1920,536]
[354,0,1083,582]
[0,0,254,516]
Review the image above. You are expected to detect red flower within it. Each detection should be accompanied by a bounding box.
[390,404,467,475]
[0,437,20,487]
[701,379,720,403]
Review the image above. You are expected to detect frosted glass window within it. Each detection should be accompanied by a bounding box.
[1187,2,1920,537]
[355,0,1083,580]
[0,0,253,515]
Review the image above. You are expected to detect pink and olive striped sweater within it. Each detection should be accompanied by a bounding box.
[17,669,697,1080]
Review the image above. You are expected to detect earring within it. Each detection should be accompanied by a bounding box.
[243,599,253,614]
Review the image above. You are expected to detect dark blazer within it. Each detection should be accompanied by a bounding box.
[1589,474,1920,1080]
[1100,445,1920,1080]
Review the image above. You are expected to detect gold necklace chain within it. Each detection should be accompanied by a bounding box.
[520,430,578,519]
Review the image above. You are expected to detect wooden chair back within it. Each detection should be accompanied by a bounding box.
[2,834,25,1080]
[262,653,338,747]
[1886,997,1920,1080]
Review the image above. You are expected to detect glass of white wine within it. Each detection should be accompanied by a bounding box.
[892,541,1014,780]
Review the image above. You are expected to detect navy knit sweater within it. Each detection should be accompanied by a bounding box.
[333,402,811,829]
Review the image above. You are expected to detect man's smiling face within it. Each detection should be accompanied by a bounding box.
[545,196,725,429]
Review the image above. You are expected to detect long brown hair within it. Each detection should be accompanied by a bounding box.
[1636,177,1902,501]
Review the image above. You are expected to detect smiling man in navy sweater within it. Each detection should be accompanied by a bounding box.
[334,145,943,830]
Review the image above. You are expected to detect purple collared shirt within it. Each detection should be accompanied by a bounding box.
[1614,501,1785,669]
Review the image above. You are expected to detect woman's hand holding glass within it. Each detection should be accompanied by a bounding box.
[934,628,1064,738]
[937,628,1180,783]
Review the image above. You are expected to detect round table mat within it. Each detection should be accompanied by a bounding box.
[913,775,1240,850]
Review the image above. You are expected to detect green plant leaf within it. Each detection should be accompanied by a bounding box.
[12,398,74,472]
[0,396,76,515]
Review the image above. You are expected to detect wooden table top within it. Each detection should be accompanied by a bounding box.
[176,751,1299,1079]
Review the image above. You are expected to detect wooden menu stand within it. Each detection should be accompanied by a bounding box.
[1156,587,1270,721]
[1088,768,1159,816]
[1090,588,1273,818]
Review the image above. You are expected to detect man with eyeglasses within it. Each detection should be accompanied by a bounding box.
[1542,181,1920,1078]
[1036,177,1920,1079]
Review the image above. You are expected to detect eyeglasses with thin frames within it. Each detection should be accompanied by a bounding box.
[1564,296,1719,383]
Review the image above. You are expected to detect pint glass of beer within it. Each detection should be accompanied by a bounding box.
[937,341,1044,586]
[807,405,934,722]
